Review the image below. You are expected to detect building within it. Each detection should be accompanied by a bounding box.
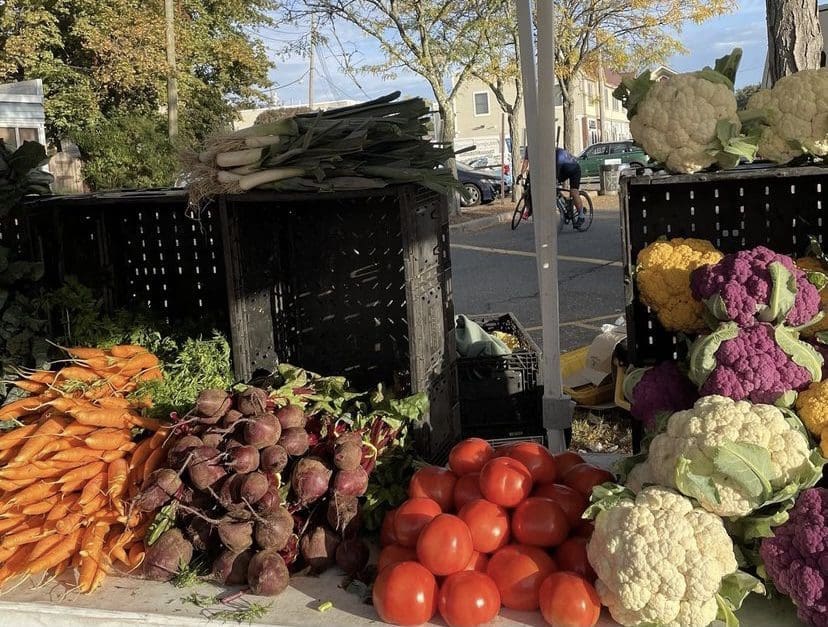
[452,66,675,162]
[0,79,47,149]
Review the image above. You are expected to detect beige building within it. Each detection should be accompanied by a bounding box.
[453,67,675,163]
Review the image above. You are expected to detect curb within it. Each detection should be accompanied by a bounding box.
[449,210,513,232]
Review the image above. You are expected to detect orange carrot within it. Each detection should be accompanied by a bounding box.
[3,482,59,510]
[12,380,47,394]
[50,447,104,463]
[46,494,79,521]
[20,494,60,516]
[84,429,130,451]
[0,477,35,492]
[0,544,33,583]
[127,438,153,479]
[61,422,98,437]
[117,353,159,377]
[101,449,128,463]
[78,473,106,507]
[109,345,147,359]
[60,479,85,494]
[14,414,70,462]
[55,511,84,535]
[35,437,75,458]
[19,370,60,385]
[65,347,106,360]
[0,447,18,463]
[25,529,81,575]
[89,553,111,591]
[149,428,170,448]
[58,461,105,486]
[56,366,101,383]
[1,524,51,550]
[45,397,89,413]
[0,396,47,420]
[81,493,108,517]
[126,542,145,568]
[28,532,64,561]
[51,556,71,578]
[141,446,167,483]
[137,368,163,382]
[129,414,164,432]
[0,516,25,534]
[78,521,107,592]
[0,423,38,451]
[69,407,129,429]
[0,460,83,481]
[106,459,128,499]
[96,397,131,410]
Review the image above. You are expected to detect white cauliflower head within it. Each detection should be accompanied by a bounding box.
[626,395,813,517]
[631,74,740,174]
[587,485,738,626]
[747,68,828,164]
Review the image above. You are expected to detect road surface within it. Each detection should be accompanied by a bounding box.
[450,203,625,352]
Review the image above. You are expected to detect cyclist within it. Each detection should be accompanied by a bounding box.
[518,146,586,226]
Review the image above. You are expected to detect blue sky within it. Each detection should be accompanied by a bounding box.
[258,0,769,106]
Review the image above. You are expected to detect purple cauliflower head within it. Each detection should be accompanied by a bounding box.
[760,488,828,627]
[627,362,698,430]
[689,322,821,406]
[690,245,821,327]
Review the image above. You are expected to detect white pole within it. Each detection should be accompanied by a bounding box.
[516,0,573,452]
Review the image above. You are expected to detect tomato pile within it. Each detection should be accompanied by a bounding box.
[373,438,613,627]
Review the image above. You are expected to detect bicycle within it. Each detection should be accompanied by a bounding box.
[511,174,594,232]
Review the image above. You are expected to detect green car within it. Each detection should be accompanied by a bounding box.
[575,141,650,178]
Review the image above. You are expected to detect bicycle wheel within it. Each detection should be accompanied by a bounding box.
[574,191,594,232]
[511,196,527,230]
[556,195,566,233]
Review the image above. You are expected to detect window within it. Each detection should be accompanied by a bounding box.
[0,128,15,149]
[18,128,37,143]
[473,92,490,116]
[612,97,621,112]
[0,127,39,149]
[586,82,594,99]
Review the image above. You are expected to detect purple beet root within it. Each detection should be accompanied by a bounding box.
[326,494,361,537]
[247,550,289,596]
[167,435,203,469]
[237,387,269,417]
[213,549,253,586]
[278,427,309,456]
[276,405,306,429]
[222,409,244,427]
[333,438,362,472]
[336,538,369,575]
[254,507,294,551]
[188,446,226,490]
[332,466,369,497]
[142,529,193,582]
[260,445,288,473]
[218,519,254,552]
[299,525,340,574]
[291,457,332,505]
[241,472,269,504]
[244,414,281,449]
[227,445,260,474]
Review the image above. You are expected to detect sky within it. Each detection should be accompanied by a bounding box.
[256,0,771,107]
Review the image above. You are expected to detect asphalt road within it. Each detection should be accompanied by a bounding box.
[450,203,626,352]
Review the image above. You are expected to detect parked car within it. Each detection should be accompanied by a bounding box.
[462,157,513,196]
[576,141,650,178]
[456,161,498,207]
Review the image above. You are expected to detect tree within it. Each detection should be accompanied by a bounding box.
[0,0,275,148]
[735,84,761,109]
[468,0,523,199]
[289,0,499,149]
[765,0,823,86]
[554,0,735,151]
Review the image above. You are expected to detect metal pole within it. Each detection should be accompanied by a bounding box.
[164,0,178,138]
[597,47,606,142]
[516,0,572,452]
[308,14,316,108]
[500,112,506,198]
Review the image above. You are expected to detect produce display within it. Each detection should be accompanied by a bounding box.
[0,345,166,592]
[616,55,827,173]
[135,364,425,596]
[373,439,611,626]
[184,92,466,206]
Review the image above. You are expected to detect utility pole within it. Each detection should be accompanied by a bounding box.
[597,48,606,143]
[164,0,178,138]
[308,14,316,109]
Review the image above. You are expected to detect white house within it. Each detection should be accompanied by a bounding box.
[0,80,47,148]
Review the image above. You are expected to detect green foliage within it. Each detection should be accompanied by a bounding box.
[735,84,762,109]
[0,0,276,145]
[0,141,53,214]
[72,113,179,191]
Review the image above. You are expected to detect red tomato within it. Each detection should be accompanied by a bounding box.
[563,464,615,497]
[553,451,586,477]
[373,561,439,626]
[493,443,516,457]
[377,544,418,572]
[554,537,596,582]
[380,508,398,546]
[479,457,533,508]
[394,497,442,548]
[538,572,601,627]
[453,473,484,512]
[487,544,557,611]
[409,465,458,512]
[507,442,557,483]
[417,514,475,576]
[532,483,588,527]
[463,550,489,573]
[575,521,594,539]
[458,499,510,553]
[511,497,570,548]
[438,571,501,627]
[449,438,495,476]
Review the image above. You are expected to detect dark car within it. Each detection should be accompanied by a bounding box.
[456,162,498,207]
[576,140,650,177]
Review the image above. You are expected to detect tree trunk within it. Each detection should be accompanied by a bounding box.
[561,90,577,153]
[436,100,462,215]
[765,0,823,85]
[507,109,521,201]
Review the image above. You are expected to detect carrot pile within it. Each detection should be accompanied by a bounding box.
[0,345,170,593]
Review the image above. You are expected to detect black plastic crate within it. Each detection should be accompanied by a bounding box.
[13,185,459,460]
[621,165,828,366]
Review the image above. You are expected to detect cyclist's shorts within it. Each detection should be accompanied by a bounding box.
[558,162,581,189]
